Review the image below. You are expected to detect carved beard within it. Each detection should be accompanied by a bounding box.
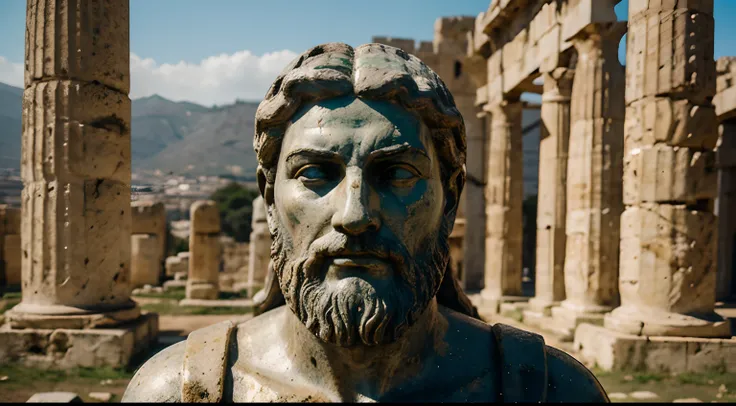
[269,207,452,347]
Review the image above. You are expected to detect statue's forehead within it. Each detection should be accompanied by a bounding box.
[283,97,428,153]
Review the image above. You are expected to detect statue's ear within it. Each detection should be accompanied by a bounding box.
[256,166,275,206]
[444,165,465,216]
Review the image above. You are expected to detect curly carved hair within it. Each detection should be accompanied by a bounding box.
[253,42,467,198]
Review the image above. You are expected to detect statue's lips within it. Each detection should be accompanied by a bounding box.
[324,255,391,278]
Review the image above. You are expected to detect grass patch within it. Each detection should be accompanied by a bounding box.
[134,289,186,301]
[0,364,134,384]
[140,299,252,315]
[2,292,22,299]
[0,297,21,314]
[590,368,736,403]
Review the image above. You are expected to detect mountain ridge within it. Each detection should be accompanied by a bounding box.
[0,82,260,177]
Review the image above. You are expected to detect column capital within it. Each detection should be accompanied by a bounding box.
[542,68,575,103]
[569,21,627,54]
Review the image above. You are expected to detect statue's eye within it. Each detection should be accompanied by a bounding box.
[296,165,328,183]
[388,167,415,180]
[382,165,419,187]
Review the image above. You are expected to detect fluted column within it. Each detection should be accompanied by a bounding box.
[7,0,138,328]
[551,22,626,330]
[528,68,574,315]
[480,99,524,311]
[604,1,729,337]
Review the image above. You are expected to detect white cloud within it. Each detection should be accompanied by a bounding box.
[0,56,24,88]
[0,50,299,106]
[130,50,298,106]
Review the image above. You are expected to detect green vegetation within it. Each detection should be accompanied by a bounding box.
[591,368,736,402]
[140,300,253,316]
[0,364,133,403]
[211,182,260,242]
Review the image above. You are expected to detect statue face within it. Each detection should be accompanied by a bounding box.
[269,96,451,347]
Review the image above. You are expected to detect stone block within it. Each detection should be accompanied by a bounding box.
[189,234,220,283]
[22,81,131,184]
[165,256,186,278]
[24,0,130,92]
[27,392,83,403]
[625,98,719,150]
[131,201,166,235]
[573,323,736,373]
[619,205,717,315]
[130,234,161,288]
[715,86,736,120]
[625,8,715,105]
[0,313,158,369]
[3,234,21,285]
[190,200,220,234]
[185,282,218,300]
[623,144,717,204]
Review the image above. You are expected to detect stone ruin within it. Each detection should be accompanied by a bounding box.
[130,201,166,288]
[219,235,250,293]
[184,200,222,301]
[246,196,271,298]
[0,0,157,369]
[372,0,736,373]
[0,205,21,290]
[162,251,190,291]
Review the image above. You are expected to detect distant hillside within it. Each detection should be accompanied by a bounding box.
[0,82,260,177]
[0,82,22,169]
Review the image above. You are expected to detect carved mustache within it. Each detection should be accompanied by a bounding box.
[303,231,408,268]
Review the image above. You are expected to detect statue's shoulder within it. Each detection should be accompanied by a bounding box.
[544,345,609,402]
[121,340,185,402]
[122,319,238,403]
[489,322,609,403]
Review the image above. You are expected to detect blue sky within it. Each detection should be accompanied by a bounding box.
[1,0,735,105]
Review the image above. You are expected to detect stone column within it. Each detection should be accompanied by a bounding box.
[186,200,221,300]
[714,57,736,301]
[130,234,160,288]
[7,0,140,328]
[604,1,729,337]
[551,22,626,331]
[247,196,271,297]
[462,109,488,292]
[480,99,524,311]
[0,206,21,289]
[716,122,736,301]
[527,68,574,317]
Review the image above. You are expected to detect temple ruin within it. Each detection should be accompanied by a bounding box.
[375,0,736,372]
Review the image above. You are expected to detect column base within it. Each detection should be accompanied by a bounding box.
[527,297,561,316]
[0,312,158,369]
[186,281,218,300]
[604,305,732,338]
[162,280,187,292]
[574,323,736,373]
[474,290,528,315]
[544,301,611,339]
[5,301,141,329]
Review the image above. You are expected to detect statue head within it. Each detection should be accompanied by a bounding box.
[254,42,469,347]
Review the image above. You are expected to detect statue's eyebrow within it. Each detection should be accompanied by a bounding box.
[368,144,429,161]
[285,148,343,163]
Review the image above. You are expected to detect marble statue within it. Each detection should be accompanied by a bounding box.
[122,42,609,403]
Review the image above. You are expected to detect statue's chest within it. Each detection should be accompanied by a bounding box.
[228,368,497,403]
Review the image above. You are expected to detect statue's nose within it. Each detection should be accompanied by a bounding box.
[331,169,380,236]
